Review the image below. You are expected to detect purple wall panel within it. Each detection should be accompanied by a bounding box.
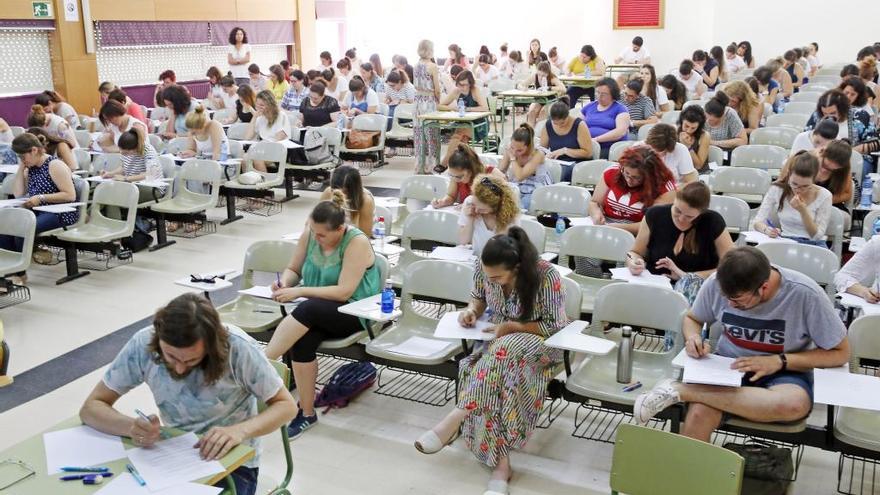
[98,21,209,47]
[0,19,55,29]
[0,93,42,127]
[210,21,293,46]
[122,81,211,108]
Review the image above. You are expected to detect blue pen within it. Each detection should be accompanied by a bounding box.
[134,408,168,439]
[622,381,643,392]
[127,464,146,486]
[276,271,282,287]
[60,466,109,473]
[60,473,114,481]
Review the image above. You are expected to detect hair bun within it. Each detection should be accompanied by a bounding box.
[30,104,44,113]
[329,189,347,208]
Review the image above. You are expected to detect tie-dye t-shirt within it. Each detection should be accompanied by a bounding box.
[103,328,283,468]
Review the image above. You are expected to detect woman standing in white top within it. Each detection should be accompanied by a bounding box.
[181,105,229,161]
[247,90,291,172]
[752,152,832,245]
[835,236,880,303]
[228,27,252,87]
[26,105,77,149]
[458,174,521,256]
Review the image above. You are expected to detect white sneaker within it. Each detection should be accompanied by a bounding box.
[633,378,681,426]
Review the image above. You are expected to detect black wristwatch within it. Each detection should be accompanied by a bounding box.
[779,353,787,371]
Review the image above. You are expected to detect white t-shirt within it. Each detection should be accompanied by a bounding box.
[228,44,252,78]
[790,131,814,155]
[618,46,650,64]
[475,65,500,87]
[636,141,694,182]
[221,91,239,110]
[653,83,669,107]
[458,196,521,256]
[255,113,291,142]
[326,74,349,100]
[727,55,746,73]
[676,72,701,97]
[343,88,379,109]
[56,102,79,128]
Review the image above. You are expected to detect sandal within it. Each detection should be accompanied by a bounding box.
[166,222,180,233]
[414,429,459,454]
[32,248,53,265]
[433,164,447,174]
[483,479,509,495]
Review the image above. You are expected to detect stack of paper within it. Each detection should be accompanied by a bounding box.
[95,473,222,495]
[429,246,476,263]
[387,336,453,357]
[609,267,672,288]
[127,433,224,492]
[0,164,21,174]
[433,311,495,341]
[837,293,880,315]
[568,217,594,227]
[43,425,127,475]
[679,353,744,387]
[0,198,26,208]
[237,286,274,299]
[742,231,796,245]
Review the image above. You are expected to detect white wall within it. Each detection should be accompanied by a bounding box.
[336,0,873,77]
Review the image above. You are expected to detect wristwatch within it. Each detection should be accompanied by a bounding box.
[779,353,787,371]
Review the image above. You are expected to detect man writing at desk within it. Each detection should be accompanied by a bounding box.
[632,247,849,441]
[80,293,297,495]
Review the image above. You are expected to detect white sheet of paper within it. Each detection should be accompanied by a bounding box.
[423,204,457,212]
[237,285,274,299]
[433,311,495,341]
[373,196,406,208]
[0,164,21,174]
[429,246,476,263]
[708,161,719,171]
[849,237,867,252]
[609,267,671,288]
[387,336,454,357]
[43,425,127,475]
[281,231,302,240]
[86,176,111,182]
[127,432,224,492]
[539,252,558,262]
[742,231,796,245]
[837,292,880,315]
[135,180,170,189]
[33,202,84,213]
[0,198,26,208]
[568,217,594,227]
[681,353,743,387]
[814,368,880,411]
[95,473,223,495]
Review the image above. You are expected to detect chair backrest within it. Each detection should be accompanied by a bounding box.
[799,83,831,93]
[10,126,25,138]
[527,184,591,216]
[637,124,655,141]
[0,208,36,275]
[562,277,583,321]
[559,225,635,263]
[89,181,139,236]
[165,137,191,155]
[611,424,744,495]
[594,283,689,340]
[787,92,823,104]
[590,139,601,160]
[748,127,799,149]
[847,315,880,371]
[74,129,91,149]
[393,103,415,121]
[709,194,750,234]
[756,242,839,288]
[571,159,611,189]
[850,150,864,193]
[73,148,91,174]
[147,133,165,154]
[227,123,251,140]
[90,153,123,175]
[402,259,475,308]
[711,167,771,197]
[176,159,223,205]
[545,160,563,183]
[520,217,547,252]
[730,144,788,171]
[487,78,515,94]
[67,178,90,229]
[863,210,880,239]
[826,206,845,260]
[765,113,809,130]
[783,101,818,115]
[660,111,680,125]
[352,113,386,134]
[264,359,294,490]
[401,210,460,248]
[397,175,448,220]
[244,141,287,170]
[809,75,841,85]
[241,240,298,289]
[609,141,638,162]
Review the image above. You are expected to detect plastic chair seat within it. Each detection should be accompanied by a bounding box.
[215,297,285,333]
[223,175,284,190]
[834,406,880,451]
[725,416,807,434]
[151,194,215,214]
[565,343,677,405]
[0,250,27,275]
[318,330,370,350]
[366,317,460,365]
[386,129,414,140]
[54,222,129,243]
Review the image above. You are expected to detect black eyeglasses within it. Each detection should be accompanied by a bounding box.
[190,274,226,284]
[480,176,502,195]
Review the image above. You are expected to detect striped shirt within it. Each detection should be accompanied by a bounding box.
[620,94,656,123]
[122,141,162,180]
[384,82,416,103]
[707,107,745,142]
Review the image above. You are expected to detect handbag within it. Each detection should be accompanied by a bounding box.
[723,441,793,495]
[346,130,380,149]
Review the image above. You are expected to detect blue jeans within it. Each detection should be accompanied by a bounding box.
[0,211,63,252]
[214,466,259,495]
[566,86,594,108]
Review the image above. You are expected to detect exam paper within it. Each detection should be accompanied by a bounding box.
[95,473,223,495]
[680,353,743,387]
[237,285,274,299]
[609,267,672,288]
[741,231,797,245]
[387,336,454,357]
[433,311,495,341]
[33,202,84,214]
[837,293,880,315]
[43,425,127,475]
[127,432,224,492]
[429,246,476,263]
[814,368,880,411]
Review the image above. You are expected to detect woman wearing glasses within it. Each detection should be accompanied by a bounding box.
[458,174,521,256]
[752,152,832,246]
[431,143,505,209]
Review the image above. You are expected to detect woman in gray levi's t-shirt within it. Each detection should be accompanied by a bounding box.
[691,264,846,359]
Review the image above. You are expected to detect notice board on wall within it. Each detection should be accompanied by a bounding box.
[614,0,664,29]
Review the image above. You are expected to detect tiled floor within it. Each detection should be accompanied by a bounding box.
[0,154,852,494]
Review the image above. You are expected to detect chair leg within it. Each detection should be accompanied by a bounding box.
[149,212,176,251]
[221,190,243,225]
[55,243,89,285]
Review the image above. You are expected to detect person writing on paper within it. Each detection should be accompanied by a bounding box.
[752,152,832,246]
[320,165,375,237]
[264,194,381,439]
[677,106,711,172]
[26,127,78,172]
[180,105,230,161]
[498,124,552,210]
[633,247,850,441]
[99,130,164,207]
[539,98,594,182]
[521,61,566,128]
[582,78,630,159]
[80,293,297,495]
[626,182,734,302]
[835,236,880,303]
[458,174,521,256]
[415,227,568,495]
[432,143,505,209]
[640,123,698,184]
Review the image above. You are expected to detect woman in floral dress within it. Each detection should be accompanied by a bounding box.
[415,227,568,495]
[413,39,441,174]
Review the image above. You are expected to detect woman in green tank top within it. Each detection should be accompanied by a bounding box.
[264,192,381,438]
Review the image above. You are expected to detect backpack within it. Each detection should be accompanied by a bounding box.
[302,128,334,165]
[314,361,377,412]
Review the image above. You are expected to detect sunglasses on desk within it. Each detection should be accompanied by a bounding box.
[190,274,226,284]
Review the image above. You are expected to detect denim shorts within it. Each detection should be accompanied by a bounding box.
[742,369,814,403]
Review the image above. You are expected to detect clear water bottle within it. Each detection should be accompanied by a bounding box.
[555,216,566,235]
[457,97,466,117]
[337,115,346,131]
[861,176,873,208]
[381,280,395,314]
[616,326,634,384]
[583,65,591,78]
[373,216,385,249]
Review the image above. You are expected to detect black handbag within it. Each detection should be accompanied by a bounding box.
[723,441,793,495]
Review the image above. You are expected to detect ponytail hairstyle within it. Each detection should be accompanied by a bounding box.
[472,174,520,230]
[310,189,347,230]
[329,165,364,213]
[26,104,50,127]
[24,127,64,156]
[675,181,712,255]
[185,104,209,131]
[268,64,286,84]
[480,226,540,322]
[511,123,536,156]
[819,139,853,197]
[248,63,263,76]
[447,143,485,180]
[237,84,257,108]
[704,91,730,118]
[710,45,726,76]
[775,151,819,211]
[117,129,144,155]
[615,147,675,207]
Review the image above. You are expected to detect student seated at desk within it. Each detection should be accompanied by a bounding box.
[320,165,375,236]
[107,88,147,126]
[299,81,341,127]
[787,136,852,210]
[564,45,606,108]
[160,85,197,139]
[767,58,794,101]
[621,79,657,138]
[98,99,150,153]
[414,227,568,495]
[340,76,379,119]
[437,70,489,171]
[246,90,291,172]
[677,106,711,172]
[474,54,501,88]
[691,50,720,92]
[705,92,747,150]
[752,66,780,112]
[539,98,593,182]
[507,50,530,84]
[752,152,832,246]
[153,69,176,107]
[726,43,747,75]
[205,66,225,110]
[359,62,385,94]
[0,134,77,272]
[234,85,257,124]
[722,81,762,135]
[498,124,551,210]
[806,90,879,158]
[445,43,469,71]
[393,54,416,84]
[659,74,688,111]
[737,41,756,69]
[217,76,239,113]
[384,69,416,130]
[264,195,381,439]
[790,118,838,155]
[634,247,849,442]
[581,78,630,159]
[639,64,670,113]
[675,60,707,101]
[100,130,164,214]
[324,66,348,102]
[548,46,565,74]
[35,90,78,129]
[267,64,289,103]
[80,293,297,495]
[458,174,521,256]
[615,36,651,64]
[835,236,880,303]
[433,143,505,208]
[521,61,566,128]
[626,181,734,302]
[0,117,12,144]
[181,105,230,161]
[527,38,548,70]
[641,123,697,184]
[26,127,78,171]
[280,70,309,112]
[248,64,268,93]
[26,104,77,150]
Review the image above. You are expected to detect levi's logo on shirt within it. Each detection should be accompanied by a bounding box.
[720,312,785,353]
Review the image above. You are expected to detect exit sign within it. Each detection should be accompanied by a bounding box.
[32,1,53,18]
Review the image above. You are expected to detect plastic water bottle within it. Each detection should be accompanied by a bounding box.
[861,176,873,208]
[381,281,395,314]
[616,326,634,384]
[373,216,385,249]
[337,115,346,131]
[457,97,466,117]
[555,216,566,235]
[583,65,591,78]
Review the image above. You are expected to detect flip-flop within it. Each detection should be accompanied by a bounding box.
[414,429,459,454]
[483,479,509,495]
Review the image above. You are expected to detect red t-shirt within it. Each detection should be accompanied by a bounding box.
[126,101,148,126]
[601,166,674,222]
[455,166,494,204]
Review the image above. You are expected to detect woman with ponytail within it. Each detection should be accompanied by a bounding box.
[26,104,77,149]
[320,165,375,236]
[432,143,506,208]
[498,123,551,209]
[415,226,568,495]
[264,191,382,439]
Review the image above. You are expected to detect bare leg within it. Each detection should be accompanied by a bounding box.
[251,160,267,172]
[292,360,319,416]
[681,402,724,442]
[526,103,543,128]
[430,407,468,441]
[491,455,512,481]
[264,316,310,361]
